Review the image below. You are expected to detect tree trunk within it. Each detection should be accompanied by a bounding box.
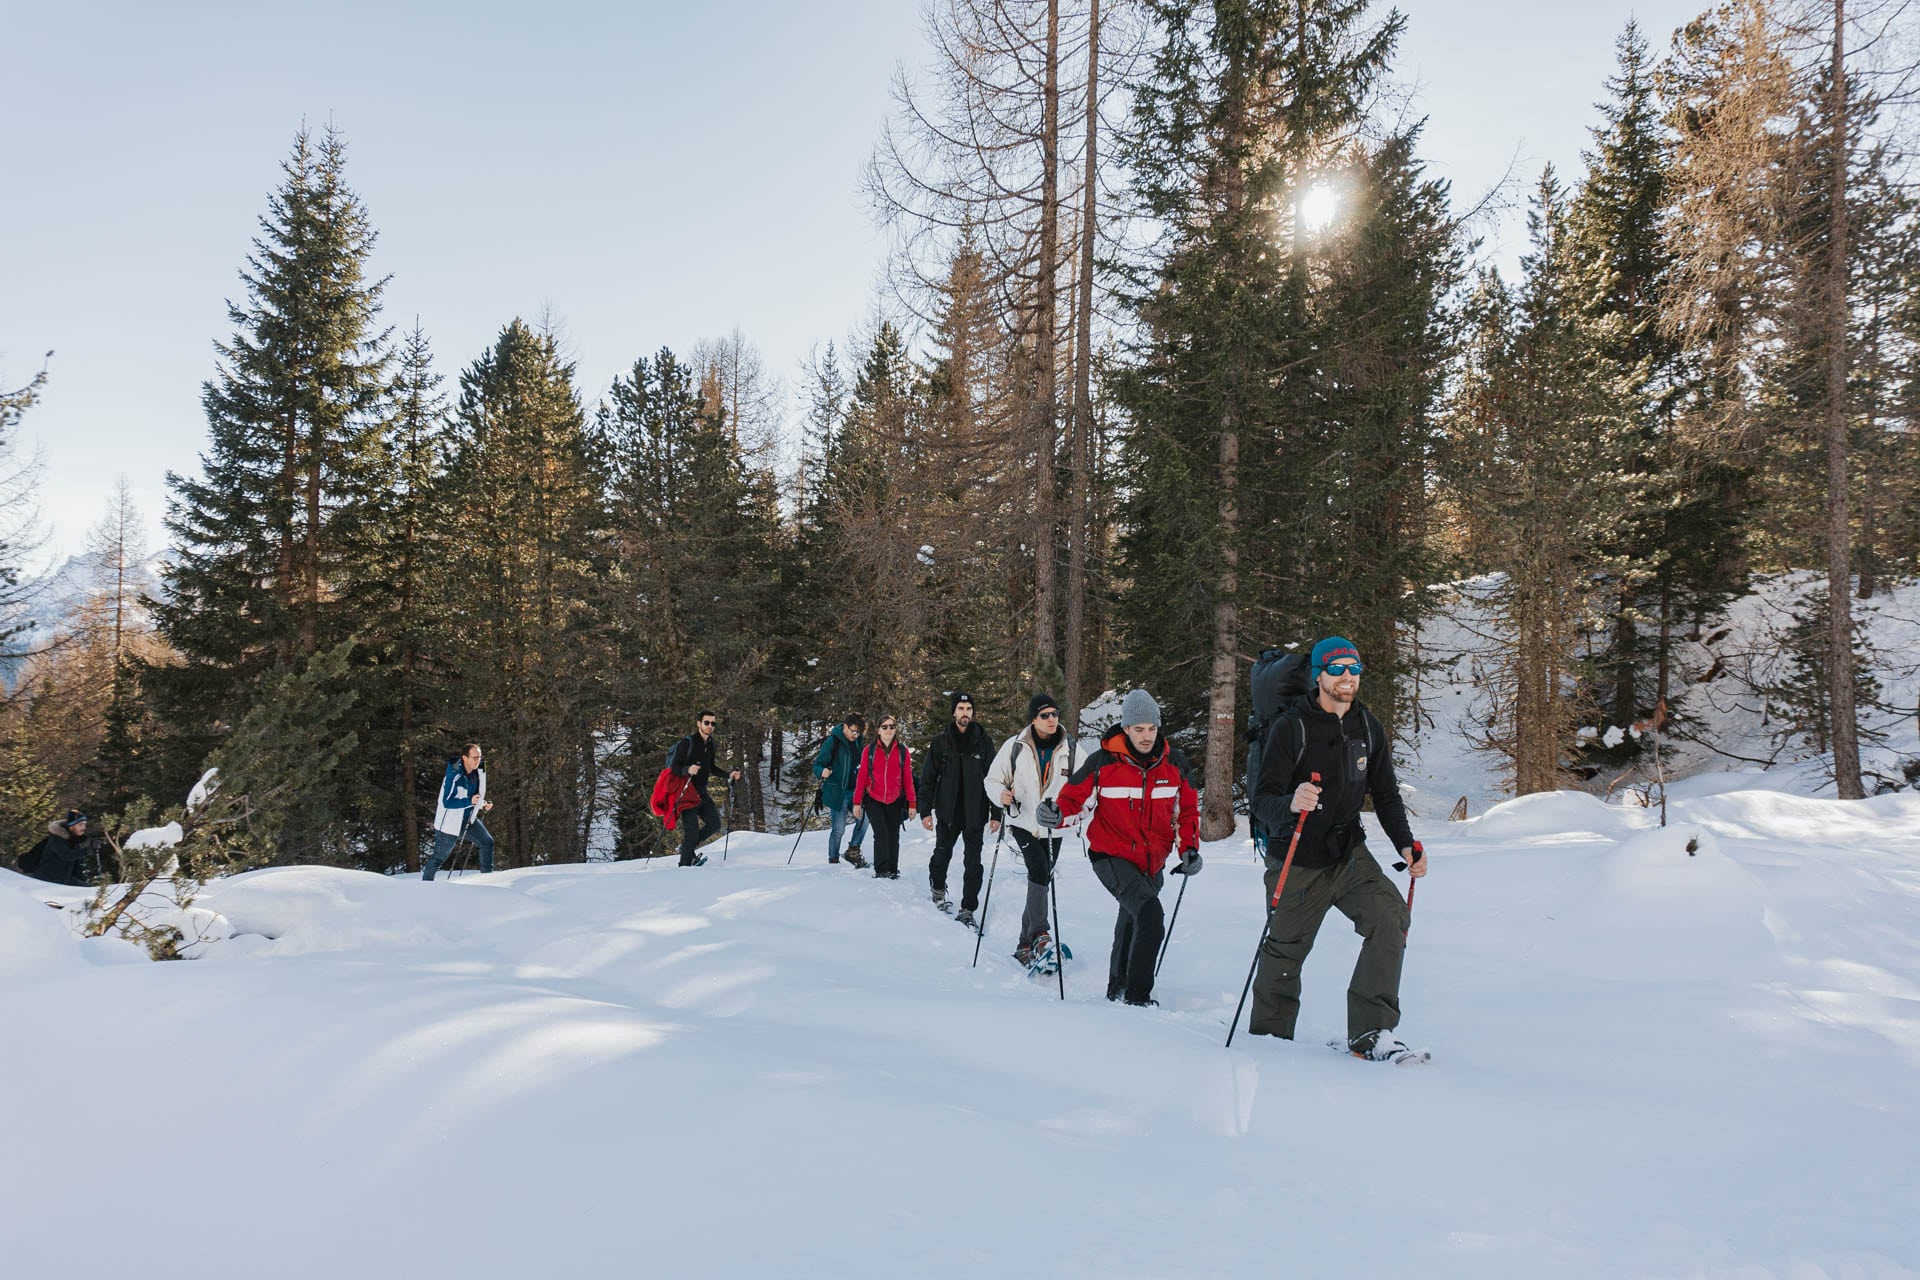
[1064,0,1099,732]
[1823,0,1863,799]
[1031,0,1062,674]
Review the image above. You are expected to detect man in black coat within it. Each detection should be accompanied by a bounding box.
[918,691,1001,925]
[667,711,741,867]
[20,810,99,886]
[1249,637,1429,1062]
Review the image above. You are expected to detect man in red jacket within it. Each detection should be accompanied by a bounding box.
[1041,688,1200,1006]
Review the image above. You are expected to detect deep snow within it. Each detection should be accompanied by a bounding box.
[5,774,1918,1279]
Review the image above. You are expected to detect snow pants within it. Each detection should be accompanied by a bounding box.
[678,797,721,865]
[1248,843,1409,1041]
[1089,853,1164,1004]
[929,816,985,910]
[423,819,494,879]
[1010,829,1062,949]
[864,798,907,876]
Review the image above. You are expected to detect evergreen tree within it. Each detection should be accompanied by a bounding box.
[0,357,47,658]
[349,324,455,870]
[440,319,605,865]
[1568,21,1740,739]
[148,126,392,833]
[1441,176,1639,794]
[1111,0,1439,834]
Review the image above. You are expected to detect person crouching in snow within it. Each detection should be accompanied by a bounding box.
[1248,636,1428,1062]
[985,693,1079,969]
[1039,689,1199,1006]
[423,742,494,878]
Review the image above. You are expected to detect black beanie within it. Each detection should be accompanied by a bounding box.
[951,690,974,713]
[1027,692,1059,722]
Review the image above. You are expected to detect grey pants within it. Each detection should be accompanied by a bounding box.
[1248,843,1408,1041]
[1010,829,1061,948]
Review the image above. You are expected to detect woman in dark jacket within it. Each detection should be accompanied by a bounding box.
[851,716,918,880]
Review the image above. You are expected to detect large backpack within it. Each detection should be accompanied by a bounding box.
[1246,645,1316,848]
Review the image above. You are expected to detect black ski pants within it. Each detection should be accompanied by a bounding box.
[678,796,721,865]
[1089,853,1164,1004]
[865,798,907,876]
[929,815,985,910]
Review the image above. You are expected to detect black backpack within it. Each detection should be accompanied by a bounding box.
[1246,645,1316,847]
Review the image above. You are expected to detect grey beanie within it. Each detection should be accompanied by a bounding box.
[1118,688,1161,728]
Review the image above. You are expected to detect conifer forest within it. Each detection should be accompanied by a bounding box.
[3,0,1917,876]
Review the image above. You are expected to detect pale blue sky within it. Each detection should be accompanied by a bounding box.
[2,0,1705,563]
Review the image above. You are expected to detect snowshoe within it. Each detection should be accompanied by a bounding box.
[955,907,976,928]
[932,890,955,915]
[688,853,709,867]
[1026,931,1070,977]
[1337,1032,1430,1066]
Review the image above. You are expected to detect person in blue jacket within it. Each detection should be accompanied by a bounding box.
[423,742,494,879]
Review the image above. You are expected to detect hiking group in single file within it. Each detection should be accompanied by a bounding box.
[26,635,1431,1062]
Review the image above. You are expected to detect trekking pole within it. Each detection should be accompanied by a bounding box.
[722,779,733,863]
[786,796,811,865]
[1392,841,1423,939]
[1225,772,1319,1048]
[1047,831,1066,1001]
[1155,871,1188,977]
[971,816,1010,968]
[445,811,475,880]
[1156,790,1188,975]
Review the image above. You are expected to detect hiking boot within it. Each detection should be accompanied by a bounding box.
[1123,995,1159,1008]
[1014,941,1036,967]
[885,871,900,880]
[845,848,868,870]
[955,907,976,928]
[932,889,954,915]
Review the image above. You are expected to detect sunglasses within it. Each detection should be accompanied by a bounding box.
[1322,662,1364,677]
[879,722,897,730]
[1035,711,1059,720]
[700,719,717,727]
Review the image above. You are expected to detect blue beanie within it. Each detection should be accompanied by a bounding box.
[1311,636,1361,674]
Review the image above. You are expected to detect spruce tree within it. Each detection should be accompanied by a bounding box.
[440,319,605,864]
[1111,0,1435,834]
[148,126,392,828]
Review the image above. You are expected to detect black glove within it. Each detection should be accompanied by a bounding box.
[1035,799,1063,829]
[1173,848,1202,875]
[1393,841,1424,872]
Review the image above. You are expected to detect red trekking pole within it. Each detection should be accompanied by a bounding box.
[1392,840,1423,938]
[1225,772,1319,1048]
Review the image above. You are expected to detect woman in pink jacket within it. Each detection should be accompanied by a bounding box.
[851,715,918,880]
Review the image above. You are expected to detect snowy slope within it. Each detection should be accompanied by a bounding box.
[1400,573,1920,819]
[4,784,1917,1279]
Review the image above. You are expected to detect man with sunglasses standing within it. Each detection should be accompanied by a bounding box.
[1248,637,1429,1063]
[668,710,742,867]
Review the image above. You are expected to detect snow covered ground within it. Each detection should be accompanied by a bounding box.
[5,773,1918,1278]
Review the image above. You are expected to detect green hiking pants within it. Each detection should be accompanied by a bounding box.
[1248,842,1409,1042]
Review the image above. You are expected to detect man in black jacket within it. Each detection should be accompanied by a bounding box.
[918,691,1000,925]
[667,711,741,866]
[1249,637,1429,1062]
[20,810,99,886]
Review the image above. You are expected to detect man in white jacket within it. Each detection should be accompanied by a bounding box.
[423,742,494,879]
[984,693,1079,969]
